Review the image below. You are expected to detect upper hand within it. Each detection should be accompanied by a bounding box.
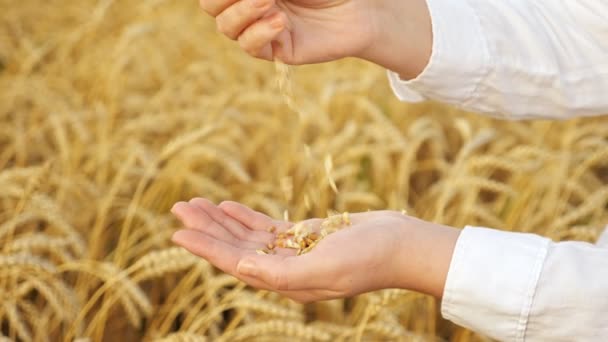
[199,0,379,63]
[199,0,432,80]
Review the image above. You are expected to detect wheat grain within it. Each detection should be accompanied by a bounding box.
[274,58,300,117]
[1,2,607,341]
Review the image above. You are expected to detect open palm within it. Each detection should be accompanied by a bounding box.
[171,198,411,302]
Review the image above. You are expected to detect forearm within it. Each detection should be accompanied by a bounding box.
[358,0,432,80]
[393,217,461,298]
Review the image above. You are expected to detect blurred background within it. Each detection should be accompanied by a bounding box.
[1,0,607,341]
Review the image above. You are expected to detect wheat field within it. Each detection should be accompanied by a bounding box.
[1,1,607,341]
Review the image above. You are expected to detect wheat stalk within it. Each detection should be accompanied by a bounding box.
[0,2,606,341]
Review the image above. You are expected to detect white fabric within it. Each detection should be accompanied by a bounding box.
[444,228,608,341]
[388,0,608,120]
[387,0,608,340]
[598,227,608,248]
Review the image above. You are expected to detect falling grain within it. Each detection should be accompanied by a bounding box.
[1,2,606,341]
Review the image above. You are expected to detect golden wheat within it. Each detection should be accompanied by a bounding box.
[0,1,606,341]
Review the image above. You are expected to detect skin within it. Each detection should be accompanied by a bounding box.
[172,199,460,302]
[203,0,433,79]
[171,0,455,302]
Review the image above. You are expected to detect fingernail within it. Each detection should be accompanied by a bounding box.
[237,259,258,277]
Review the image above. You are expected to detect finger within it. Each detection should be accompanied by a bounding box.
[238,11,286,60]
[171,201,238,244]
[216,0,275,40]
[172,229,250,275]
[172,202,264,250]
[270,24,293,63]
[173,230,321,302]
[190,198,272,244]
[218,200,291,232]
[235,253,330,291]
[171,230,302,291]
[170,228,259,283]
[199,0,239,17]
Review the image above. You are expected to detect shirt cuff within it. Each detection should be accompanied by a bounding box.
[441,227,551,341]
[387,0,490,105]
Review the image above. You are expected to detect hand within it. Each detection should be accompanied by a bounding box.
[170,198,459,302]
[199,0,432,78]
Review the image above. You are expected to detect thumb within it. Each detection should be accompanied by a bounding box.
[264,7,293,63]
[272,29,293,63]
[236,254,321,291]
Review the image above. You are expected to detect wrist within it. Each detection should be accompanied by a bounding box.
[392,216,460,298]
[357,0,432,80]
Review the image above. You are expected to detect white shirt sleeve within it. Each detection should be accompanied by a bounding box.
[388,0,608,120]
[442,227,608,341]
[388,1,608,339]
